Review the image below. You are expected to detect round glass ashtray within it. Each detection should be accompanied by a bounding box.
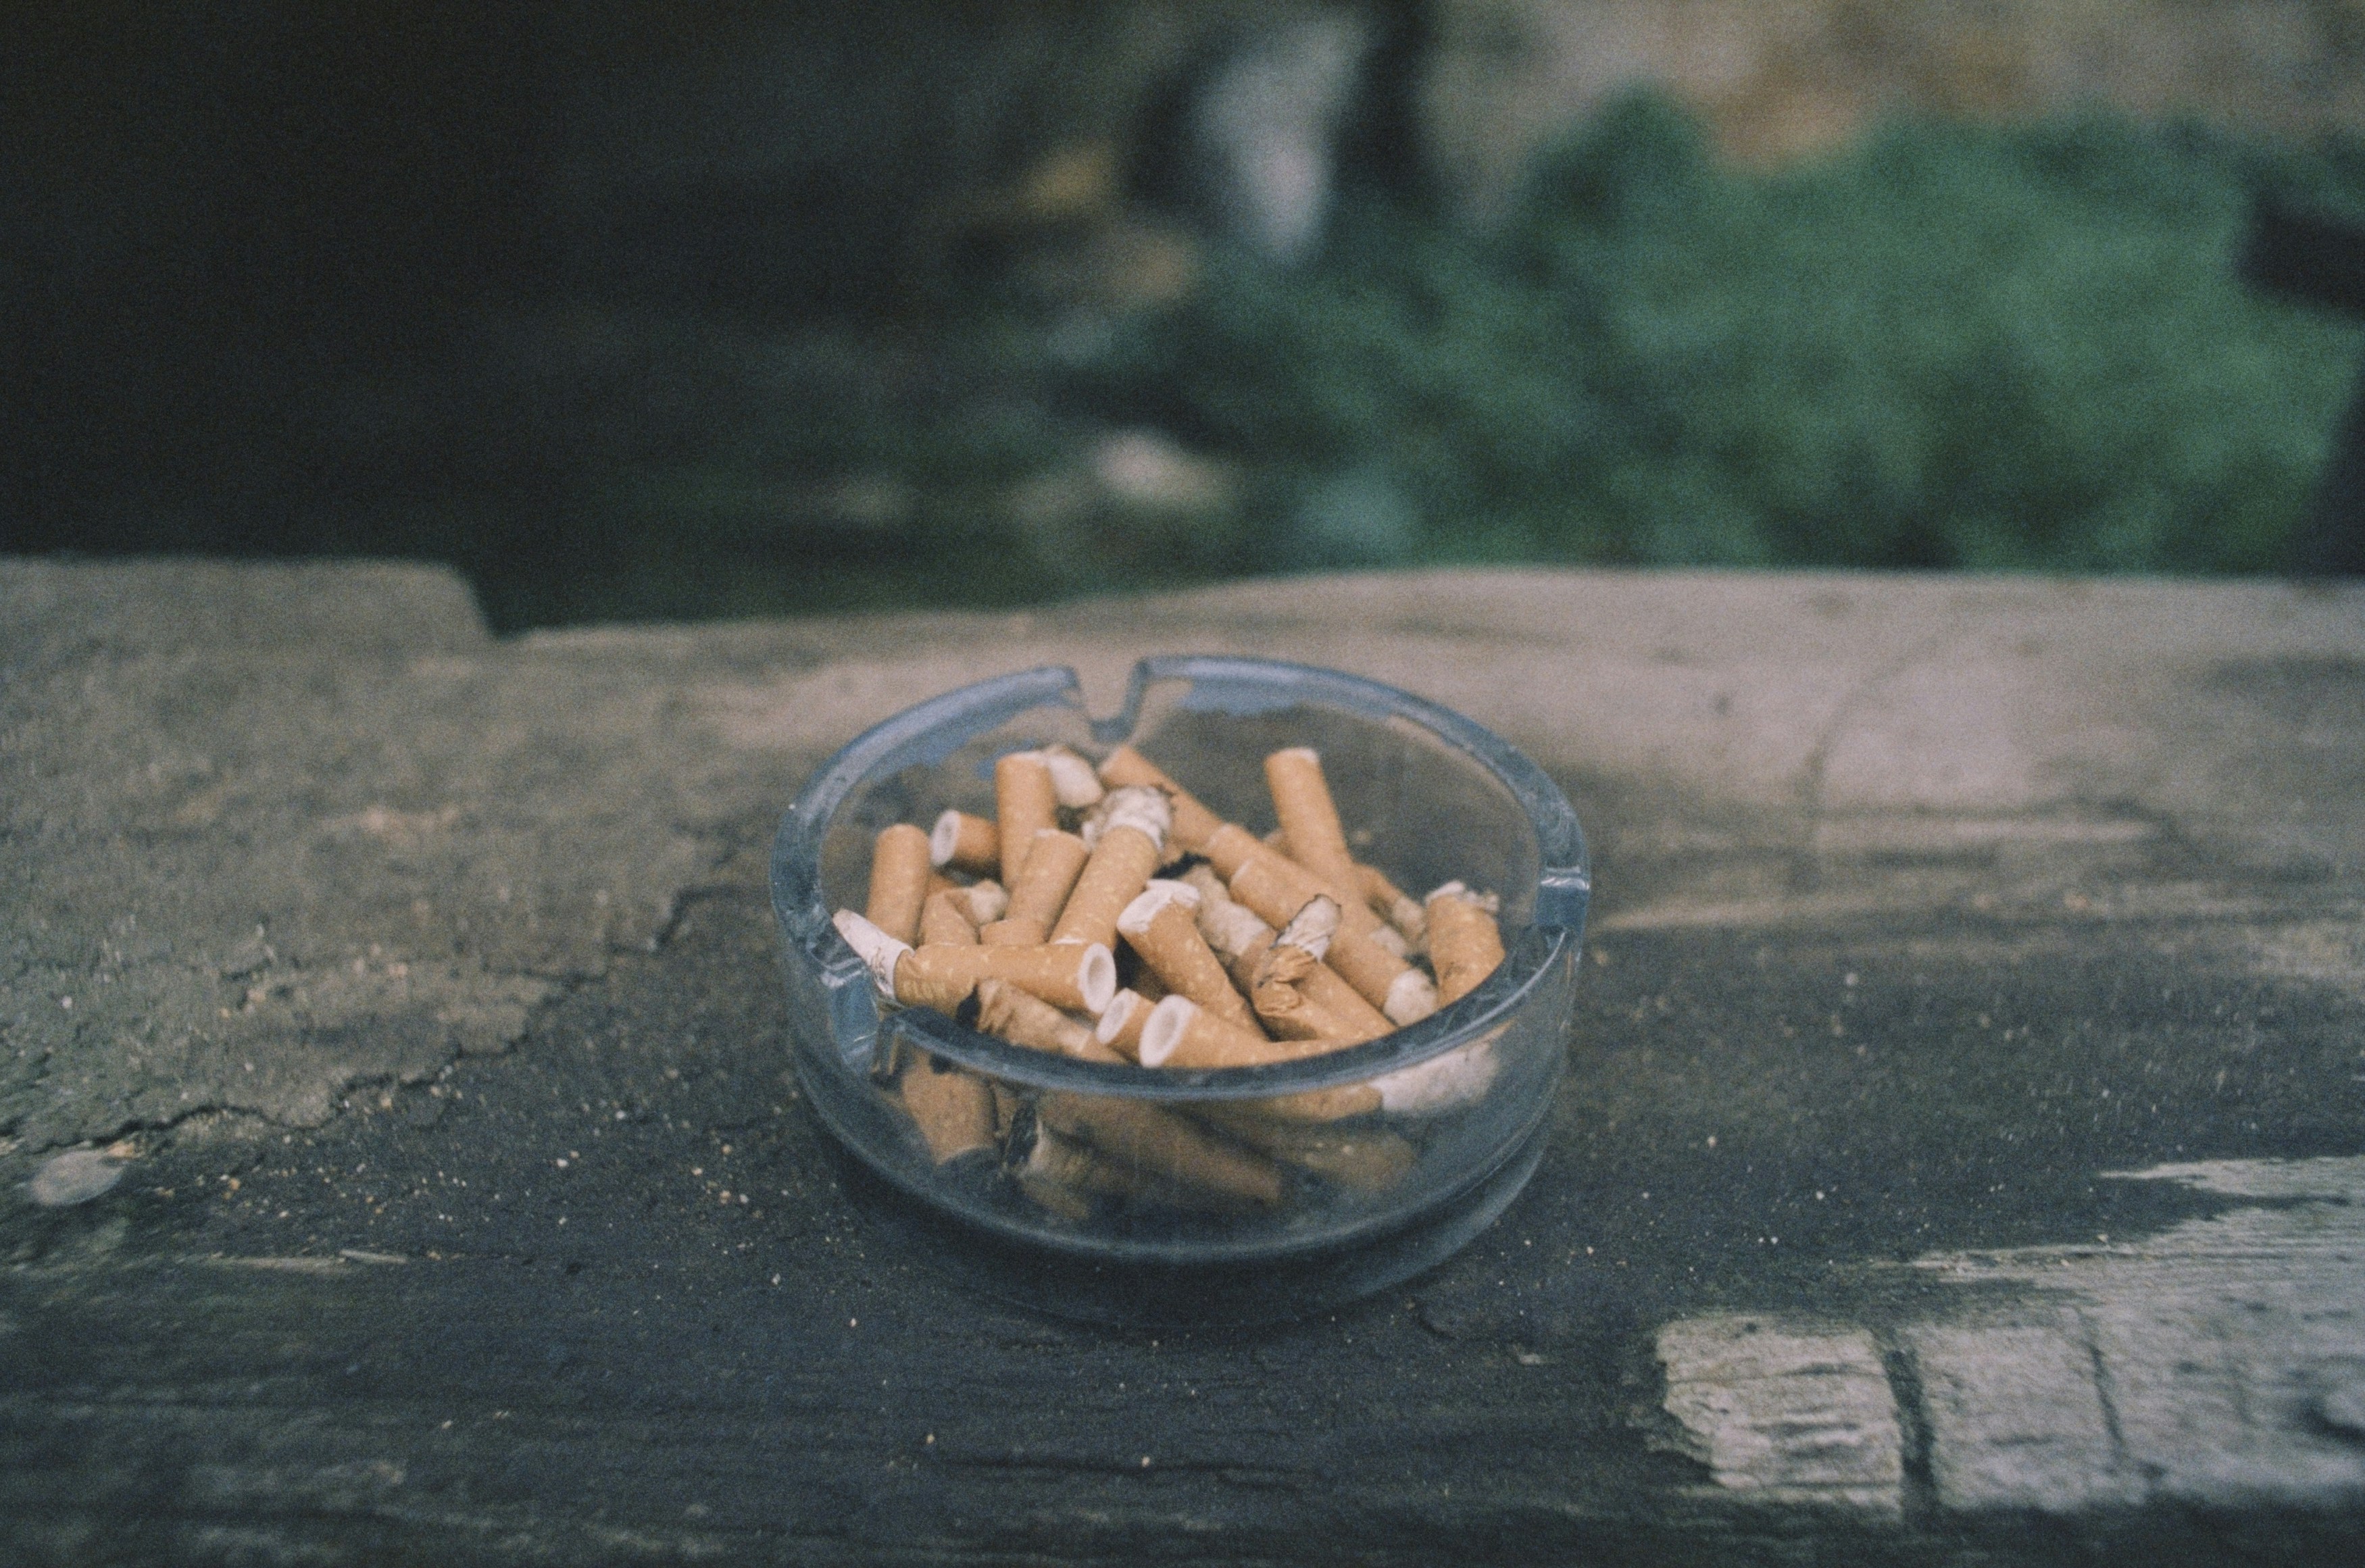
[770,655,1589,1324]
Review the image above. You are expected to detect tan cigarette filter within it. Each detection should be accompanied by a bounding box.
[919,887,982,946]
[1264,747,1360,896]
[1253,978,1385,1046]
[1037,1091,1283,1206]
[930,809,1001,874]
[1231,1082,1383,1123]
[1219,832,1383,942]
[1094,988,1154,1058]
[895,941,1117,1015]
[897,1059,997,1163]
[994,751,1059,884]
[977,918,1035,946]
[864,823,935,947]
[1118,886,1260,1034]
[1003,828,1090,936]
[1191,1111,1416,1192]
[1299,957,1395,1036]
[1017,1125,1133,1218]
[1096,744,1224,853]
[1358,863,1428,945]
[1426,884,1507,1005]
[976,976,1125,1063]
[1137,994,1344,1069]
[1048,823,1163,950]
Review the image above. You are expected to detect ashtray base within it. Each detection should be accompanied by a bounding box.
[838,1109,1553,1327]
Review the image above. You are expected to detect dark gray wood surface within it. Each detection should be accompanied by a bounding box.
[5,560,2364,1564]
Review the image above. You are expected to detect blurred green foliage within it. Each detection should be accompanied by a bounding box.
[1085,93,2365,575]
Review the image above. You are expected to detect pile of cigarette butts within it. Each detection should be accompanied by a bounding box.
[830,740,1508,1218]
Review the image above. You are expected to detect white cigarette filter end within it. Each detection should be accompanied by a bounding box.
[832,909,912,1001]
[1273,894,1339,961]
[1370,1039,1499,1115]
[1076,943,1119,1015]
[1383,967,1439,1026]
[930,809,999,871]
[1095,988,1151,1055]
[1135,994,1198,1068]
[1036,744,1106,809]
[1367,924,1408,959]
[1080,784,1172,853]
[1116,878,1202,938]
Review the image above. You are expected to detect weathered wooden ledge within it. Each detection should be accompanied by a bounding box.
[3,558,2362,1564]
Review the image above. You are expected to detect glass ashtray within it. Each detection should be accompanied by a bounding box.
[770,655,1589,1323]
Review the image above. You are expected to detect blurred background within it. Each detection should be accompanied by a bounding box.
[9,0,2365,628]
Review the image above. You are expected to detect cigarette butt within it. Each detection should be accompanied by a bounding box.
[1226,846,1421,1018]
[1004,828,1090,936]
[1095,988,1155,1057]
[1232,1082,1384,1123]
[919,887,982,946]
[894,941,1117,1015]
[977,919,1036,946]
[1426,884,1506,1005]
[930,809,1000,874]
[832,909,911,1001]
[925,869,960,900]
[1330,932,1437,1025]
[1097,744,1224,853]
[1037,1091,1283,1207]
[1020,1122,1261,1215]
[1299,957,1395,1035]
[994,751,1059,885]
[896,1057,997,1163]
[1192,1111,1417,1192]
[1370,1036,1501,1114]
[1138,994,1336,1069]
[976,976,1125,1063]
[1220,833,1385,942]
[864,824,934,946]
[1357,864,1428,946]
[1251,977,1385,1045]
[1016,1124,1131,1218]
[1048,820,1164,949]
[1119,886,1260,1034]
[1037,744,1105,809]
[1264,747,1360,898]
